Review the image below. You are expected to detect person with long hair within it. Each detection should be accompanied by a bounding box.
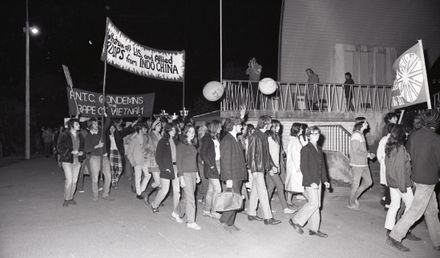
[105,122,129,190]
[347,119,375,210]
[387,110,440,252]
[289,126,330,238]
[143,119,163,203]
[200,120,223,219]
[175,125,202,230]
[126,123,151,199]
[247,115,281,225]
[266,120,295,214]
[285,122,308,206]
[383,124,419,240]
[150,123,181,218]
[57,118,85,206]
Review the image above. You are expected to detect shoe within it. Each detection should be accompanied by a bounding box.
[102,196,115,201]
[68,199,78,205]
[144,196,151,205]
[406,232,421,241]
[210,212,221,220]
[151,205,159,214]
[224,224,240,232]
[78,190,85,193]
[62,200,69,207]
[202,210,211,217]
[433,246,440,251]
[248,215,263,221]
[171,212,183,223]
[92,196,98,201]
[309,230,328,238]
[264,218,281,225]
[136,195,143,200]
[347,203,360,210]
[98,187,103,192]
[187,223,201,230]
[283,208,296,214]
[386,236,410,252]
[288,219,304,234]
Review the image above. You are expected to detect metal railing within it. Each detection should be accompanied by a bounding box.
[319,124,352,157]
[221,80,393,113]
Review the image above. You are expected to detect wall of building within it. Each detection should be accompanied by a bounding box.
[280,0,440,83]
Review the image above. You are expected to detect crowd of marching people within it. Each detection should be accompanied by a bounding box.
[54,108,440,251]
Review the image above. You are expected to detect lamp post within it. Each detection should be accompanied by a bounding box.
[25,0,39,160]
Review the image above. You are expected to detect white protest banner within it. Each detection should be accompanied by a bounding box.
[391,40,431,109]
[66,87,155,118]
[101,18,185,82]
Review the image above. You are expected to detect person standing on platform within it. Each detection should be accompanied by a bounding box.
[305,68,319,110]
[344,72,355,111]
[246,57,262,109]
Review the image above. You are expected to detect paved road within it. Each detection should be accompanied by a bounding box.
[0,157,437,258]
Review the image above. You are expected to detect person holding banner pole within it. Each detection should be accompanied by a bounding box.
[84,117,113,201]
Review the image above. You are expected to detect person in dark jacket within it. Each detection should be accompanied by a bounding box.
[200,120,223,219]
[289,126,330,238]
[383,124,419,240]
[343,72,355,111]
[246,115,281,225]
[219,117,248,232]
[57,118,85,207]
[150,123,181,220]
[387,110,440,252]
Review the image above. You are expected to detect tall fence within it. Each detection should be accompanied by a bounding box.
[221,80,393,113]
[319,125,352,157]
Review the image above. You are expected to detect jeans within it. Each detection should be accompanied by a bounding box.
[176,173,197,223]
[204,178,221,213]
[133,164,151,195]
[77,155,91,191]
[292,184,322,231]
[220,180,243,226]
[62,160,81,200]
[390,183,440,246]
[89,155,111,198]
[151,171,181,210]
[248,172,272,219]
[384,187,413,230]
[266,172,288,209]
[349,166,372,205]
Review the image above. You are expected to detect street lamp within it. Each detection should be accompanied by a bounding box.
[25,0,39,160]
[179,107,189,118]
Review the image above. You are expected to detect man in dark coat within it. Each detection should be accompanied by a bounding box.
[246,115,281,225]
[219,117,248,232]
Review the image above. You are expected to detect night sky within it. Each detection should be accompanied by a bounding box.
[2,0,281,128]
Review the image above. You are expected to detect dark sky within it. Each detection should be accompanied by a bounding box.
[2,0,281,127]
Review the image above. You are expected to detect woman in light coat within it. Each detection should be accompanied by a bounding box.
[285,123,308,205]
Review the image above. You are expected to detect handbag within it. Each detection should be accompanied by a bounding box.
[213,189,243,212]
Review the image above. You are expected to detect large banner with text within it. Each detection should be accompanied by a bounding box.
[102,18,185,82]
[66,87,154,118]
